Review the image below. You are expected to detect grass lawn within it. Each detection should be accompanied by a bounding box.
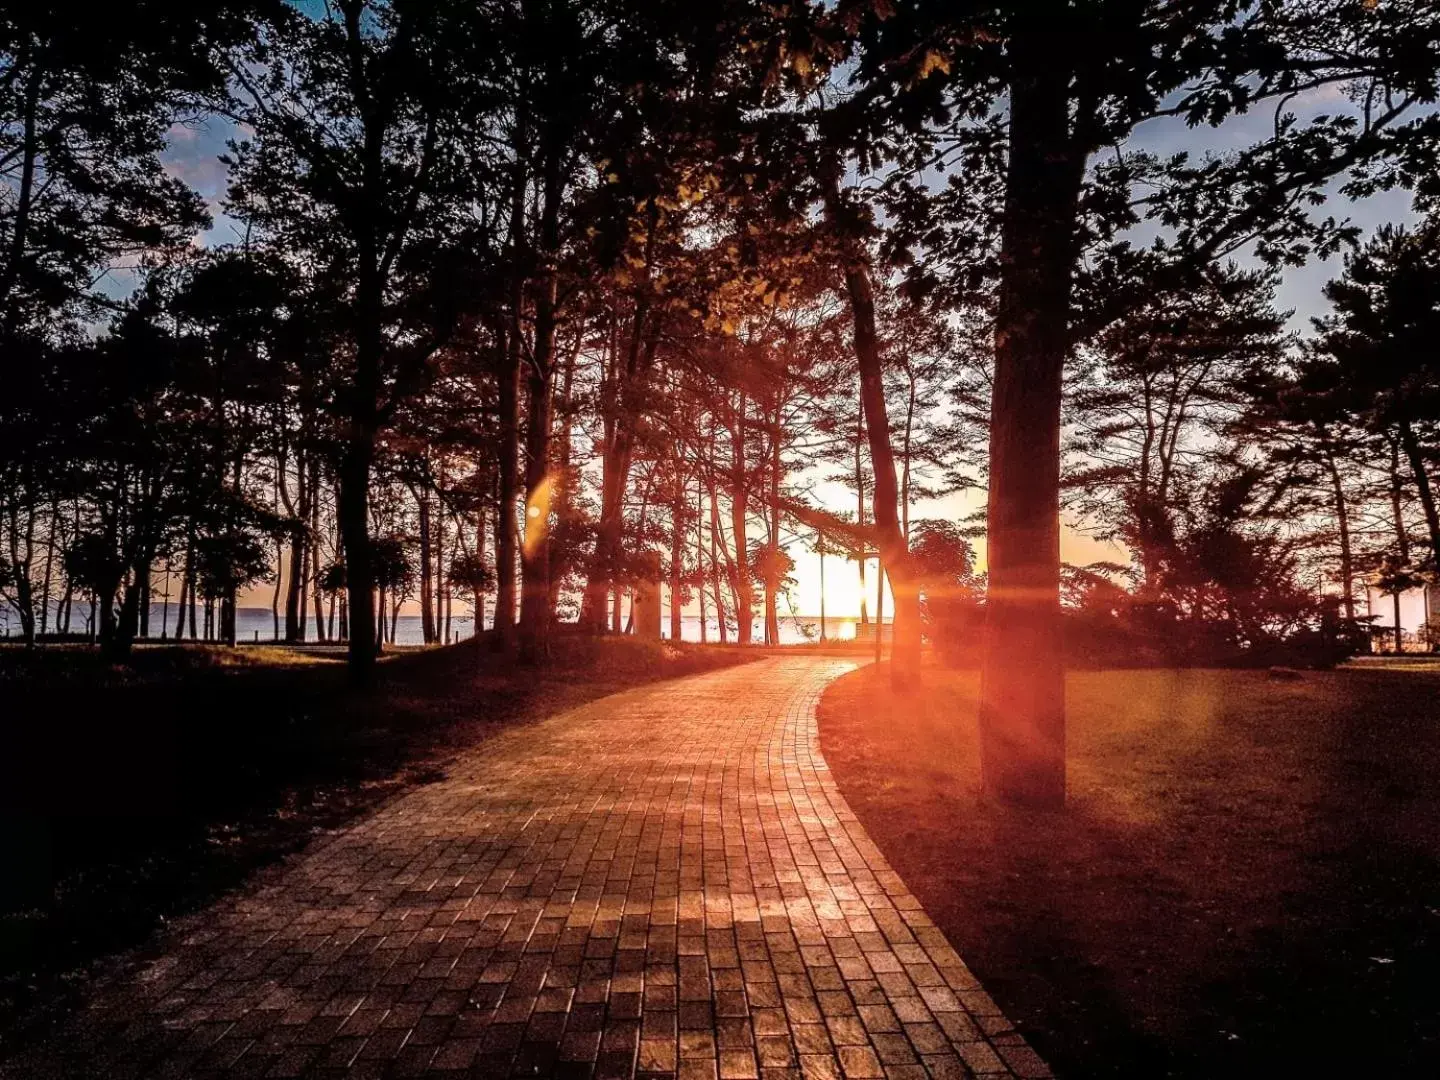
[818,661,1440,1078]
[0,633,750,1050]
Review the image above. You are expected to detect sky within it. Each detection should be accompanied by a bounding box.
[163,81,1421,620]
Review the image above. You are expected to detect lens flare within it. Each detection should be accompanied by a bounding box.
[523,473,555,558]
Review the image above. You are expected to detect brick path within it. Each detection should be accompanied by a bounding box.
[4,657,1049,1080]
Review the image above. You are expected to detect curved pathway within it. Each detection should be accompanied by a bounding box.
[5,657,1049,1080]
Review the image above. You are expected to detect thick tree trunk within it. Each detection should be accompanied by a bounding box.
[978,41,1082,808]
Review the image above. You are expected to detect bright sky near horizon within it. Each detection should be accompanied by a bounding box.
[167,79,1419,619]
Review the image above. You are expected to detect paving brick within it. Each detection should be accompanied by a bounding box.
[1,659,1041,1080]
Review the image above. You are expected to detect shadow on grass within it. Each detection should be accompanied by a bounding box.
[818,662,1440,1078]
[0,632,751,1049]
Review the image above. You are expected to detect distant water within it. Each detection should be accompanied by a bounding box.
[7,603,878,647]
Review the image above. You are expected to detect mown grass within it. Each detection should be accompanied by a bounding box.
[818,662,1440,1078]
[0,633,751,1049]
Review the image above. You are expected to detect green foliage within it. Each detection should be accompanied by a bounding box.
[448,551,495,595]
[907,520,981,666]
[371,536,414,596]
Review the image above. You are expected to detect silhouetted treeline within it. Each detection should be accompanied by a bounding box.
[3,1,1440,802]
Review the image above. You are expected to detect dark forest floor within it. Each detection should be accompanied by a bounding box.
[819,661,1440,1079]
[0,633,752,1054]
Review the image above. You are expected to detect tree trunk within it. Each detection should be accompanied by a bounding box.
[669,455,686,642]
[5,495,36,645]
[818,533,827,643]
[1319,433,1355,621]
[730,395,754,645]
[273,537,284,640]
[518,225,558,660]
[339,433,377,680]
[136,562,150,638]
[283,464,308,642]
[978,40,1081,807]
[764,416,782,646]
[495,318,521,647]
[178,531,195,640]
[837,259,921,687]
[38,506,54,637]
[418,489,435,643]
[0,64,42,319]
[438,503,451,643]
[221,586,237,648]
[107,561,145,661]
[708,473,727,643]
[875,559,885,666]
[1398,418,1440,566]
[1389,433,1411,562]
[309,461,326,641]
[696,477,707,643]
[1395,591,1404,654]
[494,141,527,651]
[581,210,660,630]
[856,431,869,629]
